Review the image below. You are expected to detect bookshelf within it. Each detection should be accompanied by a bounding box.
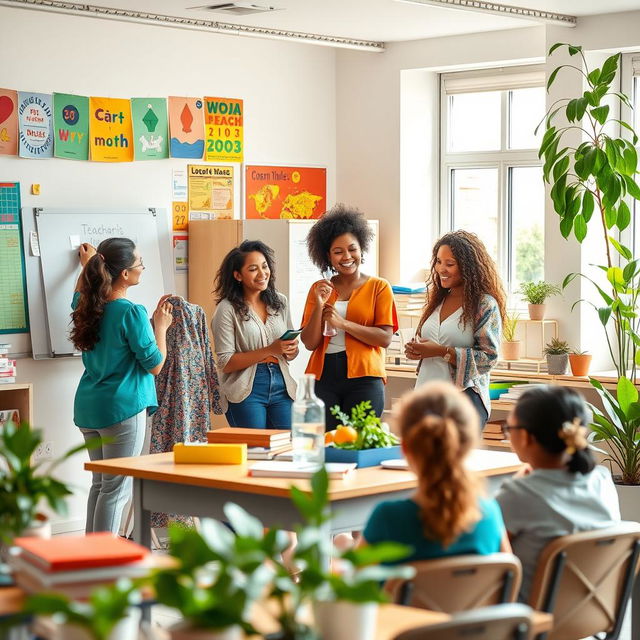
[0,382,33,426]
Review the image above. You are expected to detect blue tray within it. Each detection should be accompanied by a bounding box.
[325,445,402,468]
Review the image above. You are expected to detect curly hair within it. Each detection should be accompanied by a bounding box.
[514,386,595,475]
[306,204,373,273]
[397,381,481,547]
[70,238,136,351]
[417,230,506,333]
[213,240,284,319]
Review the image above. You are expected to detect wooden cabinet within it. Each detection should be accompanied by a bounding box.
[0,383,33,426]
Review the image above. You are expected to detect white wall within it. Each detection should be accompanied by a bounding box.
[0,6,336,531]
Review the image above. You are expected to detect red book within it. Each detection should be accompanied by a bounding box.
[13,532,148,572]
[207,427,291,448]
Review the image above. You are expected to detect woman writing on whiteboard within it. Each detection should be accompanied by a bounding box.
[71,238,173,535]
[404,230,506,428]
[212,240,298,429]
[300,205,398,430]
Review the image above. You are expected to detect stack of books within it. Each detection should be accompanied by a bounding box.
[483,420,506,442]
[499,383,544,403]
[249,460,356,479]
[0,343,16,384]
[207,427,292,460]
[8,532,153,598]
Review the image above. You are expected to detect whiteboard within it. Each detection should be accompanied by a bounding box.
[22,208,174,359]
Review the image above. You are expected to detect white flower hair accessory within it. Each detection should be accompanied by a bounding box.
[558,417,588,455]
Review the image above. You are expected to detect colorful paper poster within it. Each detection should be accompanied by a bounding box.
[245,165,326,219]
[0,89,19,156]
[204,97,243,162]
[89,97,134,162]
[53,93,89,160]
[131,97,169,160]
[173,233,188,271]
[188,164,234,219]
[168,97,204,159]
[172,202,188,231]
[18,92,53,159]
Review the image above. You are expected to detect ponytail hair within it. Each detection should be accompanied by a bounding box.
[513,385,595,474]
[70,238,136,351]
[397,381,481,547]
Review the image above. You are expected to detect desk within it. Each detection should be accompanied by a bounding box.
[85,452,521,550]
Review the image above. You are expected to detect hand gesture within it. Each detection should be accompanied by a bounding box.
[153,295,174,332]
[313,279,334,306]
[322,304,345,331]
[79,243,97,267]
[269,338,299,358]
[405,338,439,360]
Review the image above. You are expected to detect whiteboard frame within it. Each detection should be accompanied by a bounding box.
[22,207,174,359]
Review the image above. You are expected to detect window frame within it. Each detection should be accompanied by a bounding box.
[439,66,545,294]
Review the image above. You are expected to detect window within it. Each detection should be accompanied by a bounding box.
[440,68,546,294]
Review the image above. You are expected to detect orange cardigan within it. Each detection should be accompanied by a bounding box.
[302,276,398,381]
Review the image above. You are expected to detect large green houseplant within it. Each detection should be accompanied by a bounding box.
[539,43,640,484]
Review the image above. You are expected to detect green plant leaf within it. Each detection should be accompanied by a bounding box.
[617,376,639,415]
[573,214,587,242]
[581,190,594,222]
[623,145,638,175]
[608,235,632,260]
[548,42,567,56]
[553,155,570,181]
[559,212,575,238]
[601,53,621,78]
[224,502,264,539]
[566,99,577,122]
[623,175,640,199]
[587,68,601,86]
[617,201,631,232]
[590,105,610,125]
[604,206,617,229]
[623,259,639,283]
[602,174,622,210]
[613,119,639,145]
[597,306,612,327]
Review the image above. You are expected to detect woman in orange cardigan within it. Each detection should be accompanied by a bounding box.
[301,205,398,430]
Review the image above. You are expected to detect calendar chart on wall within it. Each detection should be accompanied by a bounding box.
[0,183,28,334]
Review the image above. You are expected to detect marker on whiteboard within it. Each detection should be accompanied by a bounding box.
[69,235,81,250]
[30,231,41,257]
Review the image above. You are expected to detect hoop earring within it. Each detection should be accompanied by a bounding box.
[361,256,365,264]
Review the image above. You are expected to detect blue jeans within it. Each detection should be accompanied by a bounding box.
[226,363,292,429]
[463,387,489,430]
[80,410,146,534]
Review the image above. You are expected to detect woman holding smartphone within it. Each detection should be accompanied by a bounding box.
[212,240,298,429]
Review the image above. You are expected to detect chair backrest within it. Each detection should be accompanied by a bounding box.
[385,553,522,613]
[528,521,640,640]
[393,603,533,640]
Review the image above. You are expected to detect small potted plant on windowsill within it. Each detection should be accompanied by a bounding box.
[324,401,401,468]
[500,313,521,361]
[569,350,592,377]
[543,337,570,375]
[517,281,561,320]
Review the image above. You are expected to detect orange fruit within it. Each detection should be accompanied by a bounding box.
[325,430,337,445]
[334,425,358,445]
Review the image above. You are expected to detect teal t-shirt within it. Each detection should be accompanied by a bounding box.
[72,293,162,429]
[363,497,504,562]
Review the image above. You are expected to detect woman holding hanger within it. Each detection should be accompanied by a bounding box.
[71,238,173,535]
[301,205,398,430]
[404,230,506,428]
[212,240,298,429]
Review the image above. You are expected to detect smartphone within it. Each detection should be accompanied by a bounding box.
[280,328,303,340]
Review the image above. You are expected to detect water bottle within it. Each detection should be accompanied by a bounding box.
[292,374,326,467]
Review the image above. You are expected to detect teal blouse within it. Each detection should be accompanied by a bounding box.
[363,497,504,563]
[72,293,162,429]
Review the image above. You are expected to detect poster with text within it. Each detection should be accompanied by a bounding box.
[173,233,188,271]
[0,89,18,156]
[18,92,53,159]
[89,97,134,162]
[53,93,89,160]
[245,165,326,219]
[188,164,234,219]
[131,97,169,160]
[204,97,243,163]
[168,96,204,159]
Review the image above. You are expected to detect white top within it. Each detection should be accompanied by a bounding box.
[326,300,349,354]
[496,465,620,602]
[415,304,474,387]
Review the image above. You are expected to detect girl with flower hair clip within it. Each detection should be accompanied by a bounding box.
[496,385,620,601]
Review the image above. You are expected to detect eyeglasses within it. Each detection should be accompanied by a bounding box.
[129,260,145,270]
[501,424,527,439]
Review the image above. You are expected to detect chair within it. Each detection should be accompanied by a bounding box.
[385,553,522,613]
[527,521,640,640]
[393,603,534,640]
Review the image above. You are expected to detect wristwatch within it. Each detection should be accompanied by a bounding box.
[443,347,453,363]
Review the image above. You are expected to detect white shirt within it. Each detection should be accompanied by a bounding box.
[415,304,474,387]
[326,300,349,354]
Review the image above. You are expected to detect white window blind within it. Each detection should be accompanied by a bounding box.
[442,66,544,95]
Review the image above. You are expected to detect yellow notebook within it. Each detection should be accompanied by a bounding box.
[173,442,247,465]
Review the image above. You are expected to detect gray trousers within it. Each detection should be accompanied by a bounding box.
[80,410,146,534]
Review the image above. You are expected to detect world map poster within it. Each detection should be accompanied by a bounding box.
[245,165,326,220]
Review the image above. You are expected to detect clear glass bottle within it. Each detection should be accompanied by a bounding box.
[292,374,326,467]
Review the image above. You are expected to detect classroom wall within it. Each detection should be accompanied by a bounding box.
[0,6,337,531]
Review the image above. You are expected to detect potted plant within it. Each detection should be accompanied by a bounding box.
[501,313,521,361]
[517,281,561,320]
[150,505,279,640]
[543,338,570,375]
[25,578,141,640]
[540,45,640,513]
[324,401,401,467]
[569,350,592,377]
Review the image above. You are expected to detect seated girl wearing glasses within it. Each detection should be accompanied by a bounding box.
[360,381,509,561]
[495,385,620,602]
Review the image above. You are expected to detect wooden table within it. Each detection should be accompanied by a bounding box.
[85,450,522,549]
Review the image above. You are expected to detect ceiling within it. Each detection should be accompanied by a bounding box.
[67,0,640,43]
